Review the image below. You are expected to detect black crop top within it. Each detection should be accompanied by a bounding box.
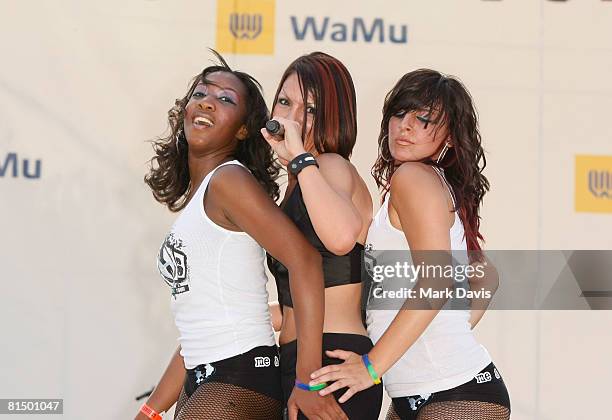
[266,183,363,308]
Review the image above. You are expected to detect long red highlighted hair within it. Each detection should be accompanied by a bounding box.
[272,52,357,159]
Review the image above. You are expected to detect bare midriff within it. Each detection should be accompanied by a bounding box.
[278,282,367,345]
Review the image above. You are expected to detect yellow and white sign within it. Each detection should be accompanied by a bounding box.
[216,0,275,55]
[575,155,612,213]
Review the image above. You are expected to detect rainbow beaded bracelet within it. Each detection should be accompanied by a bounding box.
[362,353,381,385]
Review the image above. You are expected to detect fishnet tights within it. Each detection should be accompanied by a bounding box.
[386,400,510,420]
[173,381,282,420]
[386,405,402,420]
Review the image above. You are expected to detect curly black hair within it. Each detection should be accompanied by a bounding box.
[145,49,280,211]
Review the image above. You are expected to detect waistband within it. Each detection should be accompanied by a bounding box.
[391,362,511,412]
[280,333,373,374]
[184,345,282,401]
[187,345,280,378]
[280,332,372,351]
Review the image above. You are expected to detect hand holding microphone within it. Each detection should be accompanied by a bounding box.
[260,117,307,166]
[265,119,285,137]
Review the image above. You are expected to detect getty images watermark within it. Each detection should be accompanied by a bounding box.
[370,260,491,300]
[362,250,612,310]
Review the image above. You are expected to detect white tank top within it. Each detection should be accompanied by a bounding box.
[365,167,491,397]
[157,160,275,369]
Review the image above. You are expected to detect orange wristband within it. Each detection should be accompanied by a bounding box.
[140,403,163,420]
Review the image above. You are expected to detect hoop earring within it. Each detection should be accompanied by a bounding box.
[436,141,450,164]
[379,134,393,163]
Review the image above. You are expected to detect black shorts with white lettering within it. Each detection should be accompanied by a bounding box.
[391,362,511,420]
[184,345,282,402]
[280,333,384,420]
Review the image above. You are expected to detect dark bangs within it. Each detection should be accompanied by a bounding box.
[382,70,454,141]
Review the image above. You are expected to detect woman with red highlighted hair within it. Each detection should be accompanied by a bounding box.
[262,52,383,419]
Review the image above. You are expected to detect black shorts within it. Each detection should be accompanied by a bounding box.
[184,345,283,402]
[391,362,511,420]
[280,333,384,420]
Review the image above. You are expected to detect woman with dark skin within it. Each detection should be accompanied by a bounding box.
[309,69,510,420]
[135,51,344,420]
[262,52,382,419]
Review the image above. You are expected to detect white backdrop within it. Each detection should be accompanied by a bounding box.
[1,1,611,419]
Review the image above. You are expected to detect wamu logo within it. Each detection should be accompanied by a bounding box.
[230,13,263,40]
[0,152,42,179]
[291,16,407,44]
[588,170,612,199]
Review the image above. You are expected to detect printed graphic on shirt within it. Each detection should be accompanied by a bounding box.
[363,242,384,307]
[158,233,190,296]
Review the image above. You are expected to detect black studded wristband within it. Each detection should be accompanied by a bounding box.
[288,153,318,176]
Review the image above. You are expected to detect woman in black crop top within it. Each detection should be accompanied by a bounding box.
[261,52,383,420]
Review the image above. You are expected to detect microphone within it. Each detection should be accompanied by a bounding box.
[265,119,284,137]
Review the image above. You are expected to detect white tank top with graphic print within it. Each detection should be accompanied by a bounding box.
[365,166,491,397]
[157,160,275,368]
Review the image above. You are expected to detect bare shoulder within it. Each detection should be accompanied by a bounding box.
[315,152,353,186]
[390,162,445,201]
[316,152,351,171]
[392,161,438,182]
[319,153,372,217]
[318,153,366,184]
[208,163,260,196]
[346,159,373,211]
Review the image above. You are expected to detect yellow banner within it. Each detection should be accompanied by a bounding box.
[216,0,275,55]
[575,155,612,213]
